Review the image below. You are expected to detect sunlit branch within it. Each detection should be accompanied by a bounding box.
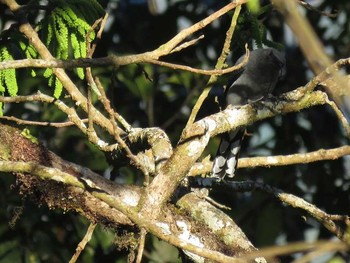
[221,180,350,242]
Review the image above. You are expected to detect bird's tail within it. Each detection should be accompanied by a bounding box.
[211,128,245,179]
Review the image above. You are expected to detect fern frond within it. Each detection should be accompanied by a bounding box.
[0,47,18,97]
[53,77,63,98]
[71,32,84,79]
[47,18,54,47]
[53,11,69,59]
[43,68,53,78]
[36,0,105,92]
[0,101,3,117]
[48,74,54,87]
[4,67,18,97]
[0,71,5,94]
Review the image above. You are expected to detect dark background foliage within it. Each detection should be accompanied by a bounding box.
[0,0,349,262]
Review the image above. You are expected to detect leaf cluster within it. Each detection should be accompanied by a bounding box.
[0,0,105,114]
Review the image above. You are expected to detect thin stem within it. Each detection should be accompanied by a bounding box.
[185,5,244,128]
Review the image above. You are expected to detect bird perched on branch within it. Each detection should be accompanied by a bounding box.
[211,48,286,179]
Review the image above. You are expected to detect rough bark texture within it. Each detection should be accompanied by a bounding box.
[0,123,260,261]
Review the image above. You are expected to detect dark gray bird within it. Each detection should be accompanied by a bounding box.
[211,48,286,179]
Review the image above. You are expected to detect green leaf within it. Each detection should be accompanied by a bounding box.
[53,77,63,98]
[0,47,18,97]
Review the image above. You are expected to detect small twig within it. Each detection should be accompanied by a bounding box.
[0,115,88,127]
[85,17,105,140]
[94,78,150,183]
[241,240,348,262]
[86,13,108,57]
[0,93,109,150]
[189,145,350,176]
[69,223,97,263]
[325,96,350,136]
[169,35,204,54]
[147,57,248,76]
[293,248,333,263]
[135,228,147,263]
[0,54,252,76]
[221,180,350,242]
[0,1,247,72]
[304,58,350,92]
[297,0,338,18]
[185,5,244,129]
[238,145,350,168]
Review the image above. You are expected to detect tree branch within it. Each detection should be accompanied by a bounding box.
[217,180,350,243]
[138,87,328,218]
[189,145,350,176]
[0,123,258,262]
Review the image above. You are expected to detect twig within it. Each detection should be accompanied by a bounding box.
[241,240,348,262]
[0,54,252,76]
[0,115,88,127]
[169,35,204,54]
[304,58,350,92]
[325,96,350,136]
[185,5,245,128]
[85,16,105,141]
[189,145,350,176]
[69,223,97,263]
[297,0,338,18]
[221,180,350,242]
[272,0,350,131]
[292,248,333,263]
[94,78,150,182]
[147,58,248,76]
[0,1,247,72]
[135,228,147,263]
[0,93,110,150]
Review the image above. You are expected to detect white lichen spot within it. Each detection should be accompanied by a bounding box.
[255,257,267,263]
[83,179,96,188]
[176,221,205,262]
[51,175,64,182]
[121,194,139,207]
[156,222,171,235]
[187,141,201,157]
[97,139,108,148]
[176,221,204,247]
[226,108,242,124]
[204,118,217,132]
[266,156,279,164]
[214,218,225,229]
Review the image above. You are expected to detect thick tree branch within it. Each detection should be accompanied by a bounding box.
[0,123,259,262]
[138,87,328,218]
